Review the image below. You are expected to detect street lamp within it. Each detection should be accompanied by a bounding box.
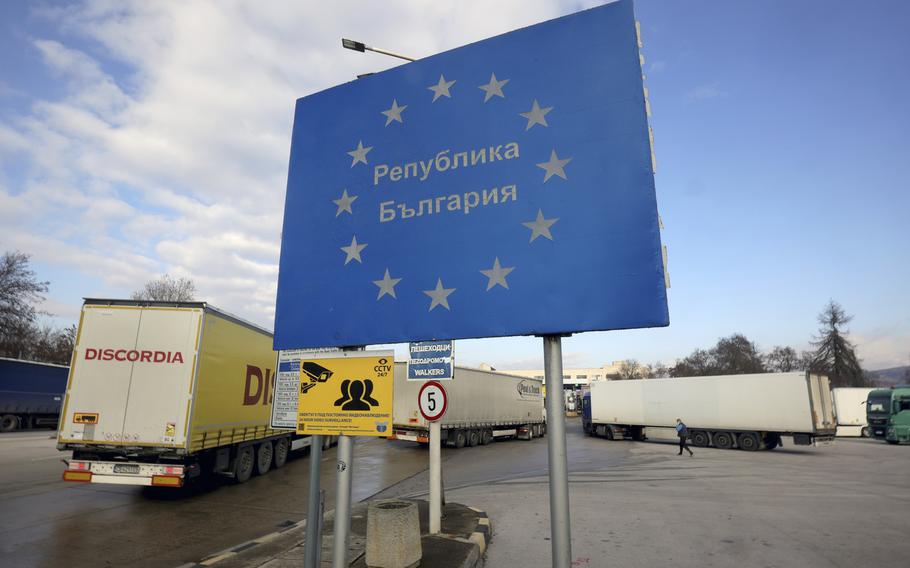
[341,38,416,62]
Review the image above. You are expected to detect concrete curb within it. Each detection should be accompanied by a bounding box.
[465,506,492,556]
[175,503,490,568]
[173,519,306,567]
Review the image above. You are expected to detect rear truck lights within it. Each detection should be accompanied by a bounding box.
[151,475,183,487]
[63,470,92,483]
[163,466,184,475]
[67,460,90,471]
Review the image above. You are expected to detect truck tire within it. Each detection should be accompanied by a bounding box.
[712,431,734,450]
[454,430,466,449]
[255,441,273,475]
[861,427,870,438]
[738,432,760,451]
[273,438,289,469]
[467,430,479,447]
[691,431,710,447]
[0,414,19,432]
[480,430,493,445]
[234,446,254,483]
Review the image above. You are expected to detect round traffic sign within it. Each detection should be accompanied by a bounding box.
[418,381,448,422]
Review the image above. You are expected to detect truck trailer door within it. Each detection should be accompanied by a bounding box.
[59,306,142,444]
[808,374,836,432]
[120,307,202,449]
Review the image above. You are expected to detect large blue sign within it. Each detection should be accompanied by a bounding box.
[275,0,668,350]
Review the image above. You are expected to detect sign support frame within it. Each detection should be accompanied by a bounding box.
[419,380,448,534]
[543,335,572,567]
[332,434,354,568]
[429,420,442,534]
[330,345,364,568]
[304,435,323,568]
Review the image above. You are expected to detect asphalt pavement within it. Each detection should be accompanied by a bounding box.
[0,432,431,568]
[3,422,908,568]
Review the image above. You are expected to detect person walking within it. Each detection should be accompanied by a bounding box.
[676,418,693,456]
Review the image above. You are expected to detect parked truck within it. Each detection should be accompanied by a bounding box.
[581,372,837,450]
[389,363,545,448]
[58,299,313,488]
[1,357,69,432]
[866,386,910,444]
[832,387,874,437]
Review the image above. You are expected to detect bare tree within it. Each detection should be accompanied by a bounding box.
[765,346,804,372]
[671,334,766,377]
[0,252,49,358]
[616,359,648,380]
[809,300,866,387]
[131,274,197,302]
[671,348,714,377]
[650,362,670,378]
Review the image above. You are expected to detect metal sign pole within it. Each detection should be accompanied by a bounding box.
[332,434,354,568]
[304,435,323,568]
[543,335,572,568]
[429,421,442,534]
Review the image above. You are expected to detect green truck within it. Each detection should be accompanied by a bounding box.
[866,387,910,444]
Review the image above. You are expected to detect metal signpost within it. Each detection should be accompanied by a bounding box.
[269,350,325,568]
[274,2,667,566]
[418,381,448,534]
[292,349,394,568]
[408,340,454,380]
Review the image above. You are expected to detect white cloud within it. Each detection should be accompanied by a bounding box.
[3,1,593,328]
[851,329,910,370]
[685,81,726,103]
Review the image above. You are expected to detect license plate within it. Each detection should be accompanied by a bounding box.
[113,464,140,474]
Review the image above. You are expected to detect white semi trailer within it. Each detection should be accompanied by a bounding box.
[832,387,874,437]
[389,363,545,448]
[581,372,837,450]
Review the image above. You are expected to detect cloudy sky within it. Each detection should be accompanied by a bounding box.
[1,0,908,370]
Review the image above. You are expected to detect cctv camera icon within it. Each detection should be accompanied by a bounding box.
[301,362,333,394]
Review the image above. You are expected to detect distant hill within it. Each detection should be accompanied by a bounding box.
[867,366,910,387]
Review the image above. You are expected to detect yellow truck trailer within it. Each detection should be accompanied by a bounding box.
[58,299,315,487]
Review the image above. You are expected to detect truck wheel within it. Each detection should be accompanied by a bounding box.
[691,431,710,447]
[0,414,19,432]
[273,438,289,469]
[234,446,254,483]
[467,430,479,447]
[454,430,466,449]
[861,427,870,438]
[480,430,493,445]
[712,432,734,450]
[738,432,760,451]
[255,441,273,475]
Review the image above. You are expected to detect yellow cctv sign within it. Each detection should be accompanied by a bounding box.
[296,350,394,437]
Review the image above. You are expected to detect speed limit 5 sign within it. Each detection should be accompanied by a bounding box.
[418,381,448,422]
